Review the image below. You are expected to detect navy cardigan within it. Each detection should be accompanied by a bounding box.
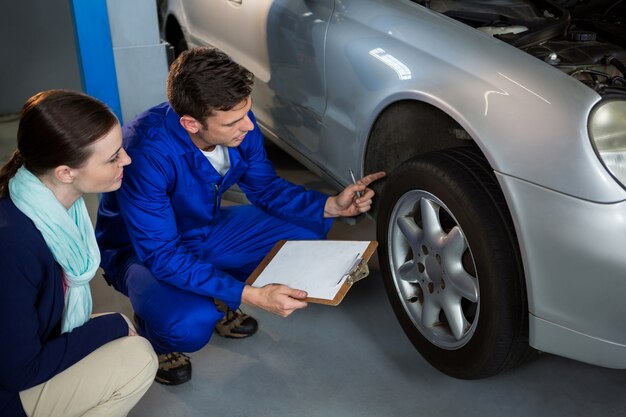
[0,197,128,417]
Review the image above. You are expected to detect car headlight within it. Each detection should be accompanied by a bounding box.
[589,100,626,187]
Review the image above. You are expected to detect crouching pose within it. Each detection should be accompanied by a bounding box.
[95,47,385,385]
[0,90,157,417]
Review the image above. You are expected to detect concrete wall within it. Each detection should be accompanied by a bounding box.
[0,0,82,114]
[106,0,168,124]
[0,0,168,122]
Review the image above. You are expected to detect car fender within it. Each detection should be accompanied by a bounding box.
[322,0,625,202]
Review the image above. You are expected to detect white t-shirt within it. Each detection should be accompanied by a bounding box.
[201,145,230,176]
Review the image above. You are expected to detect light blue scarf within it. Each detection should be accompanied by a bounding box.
[9,167,100,333]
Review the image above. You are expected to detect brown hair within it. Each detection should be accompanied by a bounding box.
[166,47,254,126]
[0,90,118,197]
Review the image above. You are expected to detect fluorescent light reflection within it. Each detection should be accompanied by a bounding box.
[369,48,412,80]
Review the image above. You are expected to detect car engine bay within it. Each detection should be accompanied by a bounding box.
[417,0,626,96]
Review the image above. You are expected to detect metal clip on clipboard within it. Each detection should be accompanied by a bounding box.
[346,258,370,285]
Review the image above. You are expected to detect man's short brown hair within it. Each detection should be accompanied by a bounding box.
[166,47,254,124]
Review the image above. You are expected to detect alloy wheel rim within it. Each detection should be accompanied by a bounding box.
[388,190,480,349]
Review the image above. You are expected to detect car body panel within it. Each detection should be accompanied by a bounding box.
[322,0,624,201]
[531,316,626,369]
[500,172,626,366]
[180,0,274,82]
[168,0,626,202]
[163,0,626,369]
[252,0,335,157]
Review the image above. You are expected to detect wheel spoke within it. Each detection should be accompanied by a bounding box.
[420,198,444,246]
[447,268,478,303]
[441,298,469,340]
[421,297,440,328]
[397,215,423,254]
[443,227,478,303]
[443,226,466,258]
[398,260,419,282]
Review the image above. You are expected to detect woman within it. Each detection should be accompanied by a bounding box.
[0,90,157,417]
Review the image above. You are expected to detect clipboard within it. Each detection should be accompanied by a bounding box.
[246,240,378,306]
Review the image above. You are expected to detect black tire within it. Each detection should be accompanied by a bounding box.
[165,19,188,60]
[377,147,533,379]
[174,36,188,58]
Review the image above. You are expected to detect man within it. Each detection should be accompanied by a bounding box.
[96,47,385,385]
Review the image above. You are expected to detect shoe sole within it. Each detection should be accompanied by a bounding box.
[215,321,258,339]
[216,331,257,339]
[154,374,192,385]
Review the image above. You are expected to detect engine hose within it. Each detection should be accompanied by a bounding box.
[599,86,626,98]
[608,55,626,78]
[511,0,571,49]
[605,0,624,16]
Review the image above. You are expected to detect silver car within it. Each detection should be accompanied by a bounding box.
[159,0,626,378]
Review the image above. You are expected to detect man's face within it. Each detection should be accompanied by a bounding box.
[188,97,254,152]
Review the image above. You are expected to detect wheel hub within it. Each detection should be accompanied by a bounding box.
[388,190,480,350]
[423,249,443,287]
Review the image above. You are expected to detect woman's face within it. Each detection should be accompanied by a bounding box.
[71,123,131,194]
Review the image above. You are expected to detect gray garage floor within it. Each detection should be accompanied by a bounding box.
[1,118,626,417]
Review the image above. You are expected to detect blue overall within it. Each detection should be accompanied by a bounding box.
[96,103,333,353]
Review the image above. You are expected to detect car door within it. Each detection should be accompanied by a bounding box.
[252,0,335,157]
[182,1,227,50]
[222,0,274,83]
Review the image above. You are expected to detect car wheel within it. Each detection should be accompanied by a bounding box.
[165,19,188,58]
[174,36,188,58]
[377,147,532,379]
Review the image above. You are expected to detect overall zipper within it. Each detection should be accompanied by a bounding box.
[212,183,220,219]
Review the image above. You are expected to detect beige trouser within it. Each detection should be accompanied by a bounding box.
[19,335,158,417]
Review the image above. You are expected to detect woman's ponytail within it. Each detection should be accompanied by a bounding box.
[0,150,25,197]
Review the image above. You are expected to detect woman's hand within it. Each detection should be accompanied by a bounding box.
[119,313,138,336]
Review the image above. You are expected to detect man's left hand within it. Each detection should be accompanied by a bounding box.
[324,171,386,218]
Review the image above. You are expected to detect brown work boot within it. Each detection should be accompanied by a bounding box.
[155,352,192,385]
[215,301,259,338]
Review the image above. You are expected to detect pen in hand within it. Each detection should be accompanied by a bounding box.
[349,168,363,199]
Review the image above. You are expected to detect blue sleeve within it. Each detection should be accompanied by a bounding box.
[0,242,128,392]
[115,149,246,306]
[237,117,334,236]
